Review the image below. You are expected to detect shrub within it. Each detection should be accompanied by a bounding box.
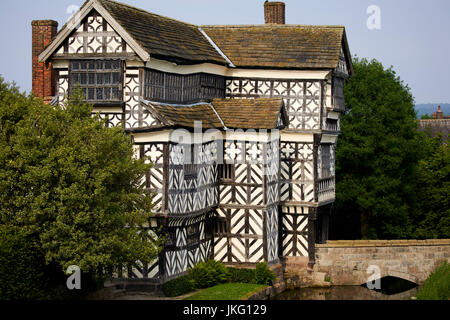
[254,262,276,286]
[162,275,196,297]
[416,262,450,300]
[228,267,255,284]
[189,260,230,289]
[0,225,51,300]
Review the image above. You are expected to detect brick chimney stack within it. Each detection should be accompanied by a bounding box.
[264,1,286,24]
[32,20,58,103]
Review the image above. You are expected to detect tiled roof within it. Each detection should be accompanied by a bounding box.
[148,102,223,129]
[212,98,285,129]
[97,0,228,65]
[201,25,348,70]
[44,0,351,71]
[141,98,286,130]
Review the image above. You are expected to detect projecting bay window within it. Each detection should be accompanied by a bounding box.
[69,60,122,104]
[332,77,345,111]
[143,69,225,104]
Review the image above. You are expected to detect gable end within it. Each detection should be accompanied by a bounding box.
[38,0,150,62]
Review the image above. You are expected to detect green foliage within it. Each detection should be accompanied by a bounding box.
[0,77,162,276]
[333,57,450,240]
[420,114,432,120]
[162,275,196,297]
[228,267,256,284]
[333,57,423,239]
[0,225,50,299]
[411,134,450,239]
[227,264,276,285]
[166,261,275,298]
[185,283,267,301]
[0,224,102,300]
[416,262,450,300]
[254,263,276,286]
[189,260,230,289]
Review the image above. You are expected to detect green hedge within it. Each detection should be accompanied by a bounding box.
[254,262,276,286]
[162,260,277,297]
[416,262,450,300]
[162,275,196,297]
[189,260,230,289]
[228,267,255,284]
[163,260,231,297]
[228,263,276,285]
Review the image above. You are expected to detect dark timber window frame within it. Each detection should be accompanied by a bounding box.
[332,76,345,111]
[186,224,200,247]
[221,164,234,181]
[325,118,339,131]
[143,68,225,104]
[183,145,198,180]
[164,229,177,248]
[69,59,123,105]
[215,217,228,234]
[321,144,332,178]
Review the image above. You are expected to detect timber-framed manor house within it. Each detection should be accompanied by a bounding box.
[32,0,353,282]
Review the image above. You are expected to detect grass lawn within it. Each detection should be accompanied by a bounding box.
[184,283,268,300]
[415,262,449,300]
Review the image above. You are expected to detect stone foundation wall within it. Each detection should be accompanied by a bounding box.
[314,240,450,285]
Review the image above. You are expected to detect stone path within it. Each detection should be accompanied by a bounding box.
[110,290,202,300]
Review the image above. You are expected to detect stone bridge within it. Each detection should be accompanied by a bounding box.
[313,240,450,285]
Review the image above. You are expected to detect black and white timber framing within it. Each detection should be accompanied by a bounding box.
[38,0,353,282]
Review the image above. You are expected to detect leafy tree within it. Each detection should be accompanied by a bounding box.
[0,77,162,275]
[332,57,422,239]
[412,133,450,239]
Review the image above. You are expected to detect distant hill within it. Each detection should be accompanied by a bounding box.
[415,104,450,118]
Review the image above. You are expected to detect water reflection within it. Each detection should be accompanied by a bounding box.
[361,276,418,295]
[274,285,419,300]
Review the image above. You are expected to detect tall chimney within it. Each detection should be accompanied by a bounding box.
[436,106,444,119]
[32,20,58,102]
[264,1,286,24]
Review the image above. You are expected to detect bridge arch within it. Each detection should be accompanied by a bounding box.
[382,271,419,285]
[314,240,450,286]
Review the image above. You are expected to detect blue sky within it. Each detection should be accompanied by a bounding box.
[0,0,449,104]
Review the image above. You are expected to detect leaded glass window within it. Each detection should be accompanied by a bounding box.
[69,60,122,103]
[321,144,331,178]
[183,145,198,180]
[186,224,200,246]
[143,69,225,104]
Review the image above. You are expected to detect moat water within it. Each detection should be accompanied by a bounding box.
[274,277,419,300]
